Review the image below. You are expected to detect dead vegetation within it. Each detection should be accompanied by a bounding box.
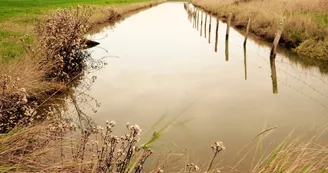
[0,111,227,173]
[0,1,168,172]
[0,0,164,133]
[35,6,92,82]
[192,0,328,59]
[1,113,327,173]
[252,130,328,173]
[0,55,55,133]
[0,6,92,133]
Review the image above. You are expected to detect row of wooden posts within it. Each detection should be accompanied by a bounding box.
[184,2,284,54]
[184,2,283,94]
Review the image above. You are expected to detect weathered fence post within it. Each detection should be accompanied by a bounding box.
[205,13,208,38]
[200,10,203,36]
[193,9,195,28]
[225,39,229,61]
[270,56,278,94]
[243,18,251,48]
[270,18,284,59]
[225,13,232,40]
[194,9,197,28]
[269,18,284,94]
[244,45,247,80]
[197,10,200,30]
[214,16,219,52]
[208,13,212,44]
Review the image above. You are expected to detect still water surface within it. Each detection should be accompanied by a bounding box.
[84,2,328,170]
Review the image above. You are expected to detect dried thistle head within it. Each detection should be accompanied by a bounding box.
[211,141,226,153]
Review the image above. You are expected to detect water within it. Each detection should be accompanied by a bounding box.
[84,2,328,171]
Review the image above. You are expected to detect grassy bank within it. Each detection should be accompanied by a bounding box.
[0,0,165,132]
[0,0,160,62]
[191,0,328,60]
[0,1,165,171]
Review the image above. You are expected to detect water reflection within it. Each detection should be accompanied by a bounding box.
[225,39,229,61]
[214,17,219,52]
[86,3,328,171]
[270,57,278,94]
[208,14,211,44]
[184,6,328,95]
[244,46,247,80]
[204,13,207,38]
[197,10,199,30]
[200,11,203,36]
[194,10,197,29]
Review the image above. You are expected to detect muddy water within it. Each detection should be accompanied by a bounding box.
[85,2,328,170]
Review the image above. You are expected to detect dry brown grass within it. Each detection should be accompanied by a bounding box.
[193,0,328,59]
[0,53,58,132]
[0,1,165,133]
[0,6,92,133]
[252,130,328,173]
[0,122,54,172]
[1,118,327,172]
[0,55,51,97]
[0,1,170,171]
[89,0,166,32]
[0,118,160,172]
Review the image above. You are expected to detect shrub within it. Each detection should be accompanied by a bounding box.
[35,6,93,82]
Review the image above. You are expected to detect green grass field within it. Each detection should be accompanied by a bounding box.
[0,0,150,22]
[0,0,148,62]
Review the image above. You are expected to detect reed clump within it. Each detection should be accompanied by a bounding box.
[252,132,328,173]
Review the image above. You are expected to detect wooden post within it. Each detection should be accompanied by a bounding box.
[200,10,203,36]
[243,18,251,48]
[214,16,219,52]
[225,13,232,40]
[208,13,212,44]
[193,9,195,28]
[187,5,192,22]
[205,13,208,38]
[270,18,284,59]
[270,56,278,94]
[244,45,247,80]
[194,10,197,28]
[194,9,196,28]
[191,7,193,26]
[269,17,283,94]
[197,10,200,30]
[225,38,229,61]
